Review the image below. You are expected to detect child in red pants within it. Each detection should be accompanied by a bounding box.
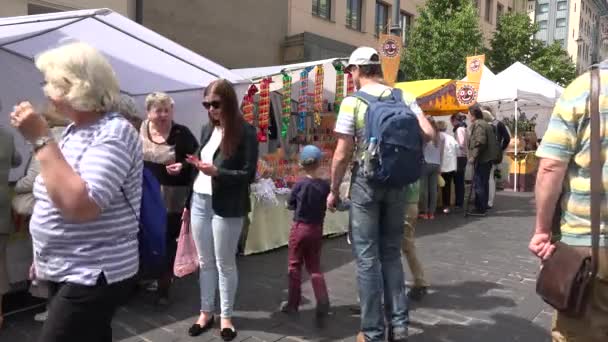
[280,145,330,316]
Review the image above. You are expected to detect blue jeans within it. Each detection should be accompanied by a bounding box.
[473,162,492,213]
[349,173,409,341]
[190,193,244,318]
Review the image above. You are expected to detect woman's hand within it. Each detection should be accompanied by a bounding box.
[166,162,183,175]
[185,155,218,176]
[10,102,49,143]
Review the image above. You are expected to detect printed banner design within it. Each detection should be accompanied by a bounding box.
[466,55,485,84]
[379,34,402,87]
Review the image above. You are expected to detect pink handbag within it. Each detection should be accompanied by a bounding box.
[173,209,199,278]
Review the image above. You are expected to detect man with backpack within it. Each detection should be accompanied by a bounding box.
[482,107,510,209]
[327,47,434,342]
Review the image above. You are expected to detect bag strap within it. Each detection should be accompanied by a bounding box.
[589,65,601,277]
[121,187,140,223]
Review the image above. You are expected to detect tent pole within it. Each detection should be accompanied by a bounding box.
[514,99,519,192]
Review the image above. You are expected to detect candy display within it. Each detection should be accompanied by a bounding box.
[242,84,258,125]
[257,77,271,142]
[281,72,292,138]
[313,65,324,127]
[334,64,345,113]
[346,70,355,96]
[297,67,313,132]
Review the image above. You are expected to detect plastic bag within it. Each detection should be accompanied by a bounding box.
[173,209,199,278]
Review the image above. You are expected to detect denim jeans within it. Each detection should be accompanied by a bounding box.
[349,173,409,341]
[473,162,492,213]
[190,193,243,318]
[419,163,440,215]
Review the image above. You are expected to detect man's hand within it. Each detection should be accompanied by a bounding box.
[327,191,339,212]
[529,232,556,260]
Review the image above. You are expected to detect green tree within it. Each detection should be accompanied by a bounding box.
[489,13,576,86]
[529,43,577,87]
[400,0,484,80]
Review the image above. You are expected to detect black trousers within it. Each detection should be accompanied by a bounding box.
[38,274,135,342]
[441,171,456,208]
[473,162,492,213]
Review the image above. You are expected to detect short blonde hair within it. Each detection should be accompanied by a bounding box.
[35,42,120,112]
[42,103,71,128]
[436,121,447,132]
[145,92,174,111]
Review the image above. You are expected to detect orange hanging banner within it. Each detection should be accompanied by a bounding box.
[378,34,402,87]
[466,55,485,84]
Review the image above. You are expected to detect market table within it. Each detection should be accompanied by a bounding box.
[243,194,349,255]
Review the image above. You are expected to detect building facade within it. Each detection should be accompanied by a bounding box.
[2,0,134,18]
[476,0,528,42]
[530,0,608,73]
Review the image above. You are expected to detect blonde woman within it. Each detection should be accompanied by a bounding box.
[140,92,198,305]
[12,105,70,323]
[10,42,143,342]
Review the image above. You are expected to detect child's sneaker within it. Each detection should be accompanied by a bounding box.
[279,301,298,314]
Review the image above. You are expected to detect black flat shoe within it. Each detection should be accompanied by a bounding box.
[220,327,237,341]
[188,316,214,336]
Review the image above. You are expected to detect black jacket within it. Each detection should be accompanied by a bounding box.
[187,121,259,217]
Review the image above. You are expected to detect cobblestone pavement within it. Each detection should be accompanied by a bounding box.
[0,191,552,342]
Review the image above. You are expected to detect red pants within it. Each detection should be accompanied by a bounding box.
[287,222,329,308]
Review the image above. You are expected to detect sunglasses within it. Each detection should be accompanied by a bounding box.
[202,101,221,110]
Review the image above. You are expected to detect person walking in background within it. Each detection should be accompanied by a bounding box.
[328,47,434,342]
[186,79,258,341]
[481,107,510,209]
[530,64,608,341]
[450,114,468,210]
[437,121,458,214]
[140,91,198,305]
[10,42,142,342]
[12,105,69,323]
[0,125,22,329]
[467,104,498,217]
[280,145,330,317]
[419,119,443,220]
[401,179,429,301]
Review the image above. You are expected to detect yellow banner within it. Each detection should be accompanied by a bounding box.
[466,55,485,84]
[378,34,402,87]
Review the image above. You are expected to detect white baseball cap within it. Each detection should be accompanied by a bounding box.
[346,47,381,70]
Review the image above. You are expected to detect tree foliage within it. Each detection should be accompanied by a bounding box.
[489,13,576,86]
[400,0,484,80]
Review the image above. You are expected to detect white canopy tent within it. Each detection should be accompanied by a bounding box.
[0,8,249,179]
[476,62,563,191]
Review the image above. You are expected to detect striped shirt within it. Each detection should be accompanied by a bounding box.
[334,83,423,198]
[30,113,143,285]
[536,64,608,247]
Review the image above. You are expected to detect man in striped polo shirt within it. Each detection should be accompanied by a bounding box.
[10,42,143,342]
[531,64,608,341]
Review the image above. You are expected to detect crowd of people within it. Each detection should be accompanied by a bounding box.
[0,41,605,342]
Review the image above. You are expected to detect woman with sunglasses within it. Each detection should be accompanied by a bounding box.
[185,79,258,341]
[140,92,199,305]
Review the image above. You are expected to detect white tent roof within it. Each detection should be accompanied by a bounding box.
[0,8,247,95]
[462,65,496,82]
[0,9,249,180]
[232,58,344,81]
[476,62,564,137]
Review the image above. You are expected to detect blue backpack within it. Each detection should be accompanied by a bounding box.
[354,88,423,187]
[122,167,167,277]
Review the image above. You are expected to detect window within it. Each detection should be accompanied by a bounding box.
[557,1,567,11]
[539,20,548,30]
[496,3,504,20]
[485,0,493,23]
[539,3,549,13]
[312,0,332,20]
[556,18,567,28]
[346,0,363,31]
[375,2,390,36]
[508,7,512,12]
[556,39,565,47]
[400,11,412,45]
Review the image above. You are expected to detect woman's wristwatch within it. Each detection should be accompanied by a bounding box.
[32,135,55,153]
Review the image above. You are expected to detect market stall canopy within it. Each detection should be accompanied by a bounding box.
[0,8,249,180]
[394,78,480,116]
[477,62,564,137]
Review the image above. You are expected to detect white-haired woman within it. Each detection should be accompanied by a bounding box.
[140,92,198,305]
[10,42,143,342]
